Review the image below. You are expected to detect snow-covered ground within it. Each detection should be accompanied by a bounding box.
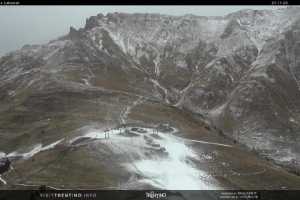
[72,125,220,190]
[7,139,64,160]
[1,124,223,189]
[129,132,216,190]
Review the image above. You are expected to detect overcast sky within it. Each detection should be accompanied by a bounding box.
[0,6,278,56]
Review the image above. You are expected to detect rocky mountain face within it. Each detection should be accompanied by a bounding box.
[1,7,300,189]
[82,8,300,171]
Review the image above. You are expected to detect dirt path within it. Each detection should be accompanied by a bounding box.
[184,138,233,148]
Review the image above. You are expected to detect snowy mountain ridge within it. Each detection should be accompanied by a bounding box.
[1,7,300,187]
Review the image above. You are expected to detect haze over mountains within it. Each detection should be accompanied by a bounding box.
[1,7,300,190]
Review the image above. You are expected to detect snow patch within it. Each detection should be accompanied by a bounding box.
[8,90,16,97]
[0,176,7,185]
[150,79,170,104]
[77,125,219,190]
[120,97,144,124]
[8,139,64,160]
[82,79,91,86]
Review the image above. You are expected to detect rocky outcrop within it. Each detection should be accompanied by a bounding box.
[0,152,10,174]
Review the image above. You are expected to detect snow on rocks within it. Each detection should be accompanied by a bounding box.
[0,152,10,174]
[0,152,10,185]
